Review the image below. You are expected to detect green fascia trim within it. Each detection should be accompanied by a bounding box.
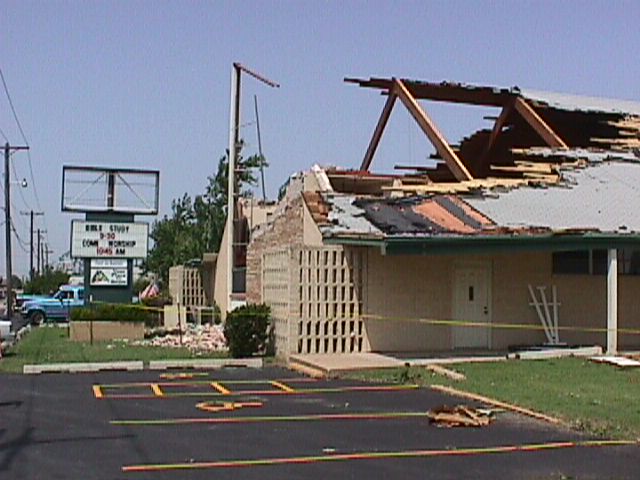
[325,234,640,256]
[324,237,385,248]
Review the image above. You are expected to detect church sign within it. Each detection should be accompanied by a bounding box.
[71,221,148,259]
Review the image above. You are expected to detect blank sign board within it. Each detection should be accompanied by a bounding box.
[62,166,159,214]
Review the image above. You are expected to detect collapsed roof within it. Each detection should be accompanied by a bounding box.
[301,77,640,246]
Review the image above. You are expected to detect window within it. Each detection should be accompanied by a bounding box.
[552,250,590,274]
[619,249,640,275]
[553,249,640,276]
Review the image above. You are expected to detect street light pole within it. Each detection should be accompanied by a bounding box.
[4,142,29,320]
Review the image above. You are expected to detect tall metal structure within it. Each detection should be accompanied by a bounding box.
[226,63,278,310]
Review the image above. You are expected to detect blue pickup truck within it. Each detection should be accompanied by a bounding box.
[20,285,85,325]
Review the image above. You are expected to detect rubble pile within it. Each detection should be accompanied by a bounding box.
[134,324,228,352]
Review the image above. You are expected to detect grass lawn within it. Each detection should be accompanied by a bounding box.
[342,358,640,439]
[0,325,227,374]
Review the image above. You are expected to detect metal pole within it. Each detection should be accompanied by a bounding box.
[4,143,12,320]
[36,228,41,275]
[29,211,33,280]
[107,172,116,209]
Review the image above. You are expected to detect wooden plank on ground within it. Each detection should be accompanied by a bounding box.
[426,364,466,381]
[430,384,562,425]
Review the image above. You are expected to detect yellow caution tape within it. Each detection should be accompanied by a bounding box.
[361,314,640,336]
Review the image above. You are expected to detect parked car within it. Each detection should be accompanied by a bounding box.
[20,285,85,325]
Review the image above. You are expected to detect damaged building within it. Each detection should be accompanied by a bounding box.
[245,76,640,360]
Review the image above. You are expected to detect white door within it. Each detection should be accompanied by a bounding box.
[453,264,491,349]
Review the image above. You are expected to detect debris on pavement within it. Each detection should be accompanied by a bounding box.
[427,405,493,428]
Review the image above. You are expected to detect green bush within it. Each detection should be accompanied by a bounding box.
[223,304,271,358]
[71,303,151,324]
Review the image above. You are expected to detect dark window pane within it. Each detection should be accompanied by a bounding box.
[552,250,589,274]
[592,249,608,275]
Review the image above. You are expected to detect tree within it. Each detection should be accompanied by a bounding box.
[23,268,70,295]
[144,143,266,286]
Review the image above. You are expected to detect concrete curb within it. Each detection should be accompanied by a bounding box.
[24,361,144,374]
[149,358,263,370]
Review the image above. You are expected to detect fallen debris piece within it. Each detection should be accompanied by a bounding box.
[589,356,640,368]
[431,384,562,425]
[427,405,492,428]
[507,345,602,360]
[426,364,466,381]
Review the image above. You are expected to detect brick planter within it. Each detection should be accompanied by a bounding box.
[70,321,145,342]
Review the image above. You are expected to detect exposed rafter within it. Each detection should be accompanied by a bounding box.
[477,98,516,172]
[393,79,473,181]
[514,97,568,148]
[360,91,397,171]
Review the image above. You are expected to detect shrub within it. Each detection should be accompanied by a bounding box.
[223,304,271,358]
[71,303,151,324]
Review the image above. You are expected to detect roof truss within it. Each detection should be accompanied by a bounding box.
[349,76,568,179]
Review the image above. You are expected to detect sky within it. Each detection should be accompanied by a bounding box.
[1,0,639,277]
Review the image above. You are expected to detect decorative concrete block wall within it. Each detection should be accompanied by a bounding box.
[262,246,369,357]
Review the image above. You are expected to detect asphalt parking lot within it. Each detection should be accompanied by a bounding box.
[1,366,638,480]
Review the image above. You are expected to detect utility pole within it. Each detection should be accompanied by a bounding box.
[20,210,44,282]
[44,244,53,271]
[4,142,29,320]
[226,63,279,313]
[36,228,42,275]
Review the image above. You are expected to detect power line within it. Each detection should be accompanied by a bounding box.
[0,68,29,144]
[0,67,46,228]
[0,126,8,143]
[10,218,29,253]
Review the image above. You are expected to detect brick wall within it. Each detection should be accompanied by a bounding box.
[246,195,305,304]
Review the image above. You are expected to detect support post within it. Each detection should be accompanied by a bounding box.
[607,248,618,355]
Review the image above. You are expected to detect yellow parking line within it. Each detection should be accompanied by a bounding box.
[92,385,104,399]
[271,381,296,393]
[150,384,164,397]
[211,382,231,395]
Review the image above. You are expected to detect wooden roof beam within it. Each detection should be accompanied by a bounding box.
[394,79,473,182]
[477,98,516,173]
[360,91,397,171]
[514,97,568,148]
[345,77,510,107]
